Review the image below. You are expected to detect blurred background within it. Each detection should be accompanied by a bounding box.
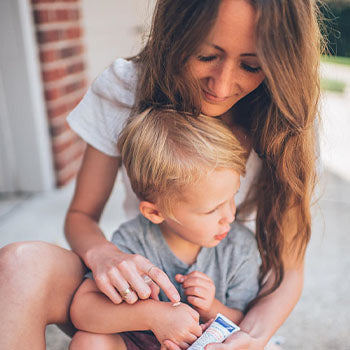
[0,0,349,349]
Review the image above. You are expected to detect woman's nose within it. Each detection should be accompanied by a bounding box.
[207,61,239,98]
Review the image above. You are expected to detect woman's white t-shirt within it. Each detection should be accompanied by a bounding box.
[67,58,261,223]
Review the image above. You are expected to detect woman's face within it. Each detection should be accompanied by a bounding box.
[188,0,265,117]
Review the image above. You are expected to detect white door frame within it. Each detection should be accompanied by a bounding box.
[0,0,55,192]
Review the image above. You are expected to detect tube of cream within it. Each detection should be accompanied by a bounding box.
[188,313,240,350]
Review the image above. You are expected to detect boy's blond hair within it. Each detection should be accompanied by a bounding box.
[117,109,246,214]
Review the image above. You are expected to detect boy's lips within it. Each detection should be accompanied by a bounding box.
[215,232,228,241]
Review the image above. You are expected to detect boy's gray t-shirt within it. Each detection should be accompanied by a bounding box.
[111,214,260,312]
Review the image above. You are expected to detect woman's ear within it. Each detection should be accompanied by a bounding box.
[139,201,165,224]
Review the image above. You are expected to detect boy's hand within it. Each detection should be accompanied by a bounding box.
[161,319,214,350]
[151,302,202,348]
[176,271,216,315]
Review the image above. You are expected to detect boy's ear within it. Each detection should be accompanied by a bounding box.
[139,201,165,224]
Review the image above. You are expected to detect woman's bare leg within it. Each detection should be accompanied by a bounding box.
[0,241,85,350]
[70,331,127,350]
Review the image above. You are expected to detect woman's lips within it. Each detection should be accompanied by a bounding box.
[215,232,229,241]
[203,89,227,103]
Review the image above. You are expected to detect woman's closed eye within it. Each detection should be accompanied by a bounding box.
[197,55,218,62]
[241,62,262,73]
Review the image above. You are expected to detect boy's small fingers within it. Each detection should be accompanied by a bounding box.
[201,318,214,331]
[175,274,185,283]
[187,296,208,310]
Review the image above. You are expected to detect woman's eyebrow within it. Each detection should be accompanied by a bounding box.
[204,43,257,57]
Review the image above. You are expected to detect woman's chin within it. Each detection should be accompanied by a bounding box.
[200,101,235,118]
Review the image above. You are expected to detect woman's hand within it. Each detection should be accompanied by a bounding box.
[87,242,180,304]
[162,330,264,350]
[176,271,216,318]
[205,331,265,350]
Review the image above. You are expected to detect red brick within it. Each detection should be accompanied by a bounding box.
[56,9,80,21]
[54,140,85,169]
[32,0,55,3]
[40,49,57,63]
[60,44,83,59]
[66,94,85,111]
[37,29,64,44]
[65,27,82,40]
[66,61,85,74]
[42,67,66,82]
[50,119,70,137]
[47,103,68,118]
[52,133,77,152]
[33,10,49,24]
[45,87,62,101]
[64,79,86,94]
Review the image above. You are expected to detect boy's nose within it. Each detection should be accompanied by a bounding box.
[219,201,236,225]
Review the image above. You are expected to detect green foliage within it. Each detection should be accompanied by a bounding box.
[321,55,350,65]
[320,0,350,57]
[321,77,346,93]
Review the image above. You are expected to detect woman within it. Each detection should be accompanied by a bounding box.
[0,0,323,349]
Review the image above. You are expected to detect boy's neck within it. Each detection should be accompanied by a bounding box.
[159,222,201,265]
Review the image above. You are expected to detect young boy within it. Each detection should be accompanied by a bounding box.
[69,109,260,350]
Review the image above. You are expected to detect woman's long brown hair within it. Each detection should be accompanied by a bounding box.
[132,0,325,304]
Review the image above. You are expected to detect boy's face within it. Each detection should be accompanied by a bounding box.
[159,168,240,251]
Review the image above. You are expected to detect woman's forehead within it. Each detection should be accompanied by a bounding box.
[206,0,257,54]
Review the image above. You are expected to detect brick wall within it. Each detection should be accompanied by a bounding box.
[31,0,87,187]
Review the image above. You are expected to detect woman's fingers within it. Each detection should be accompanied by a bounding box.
[138,260,180,302]
[106,266,138,304]
[117,260,151,299]
[94,253,179,303]
[94,274,123,304]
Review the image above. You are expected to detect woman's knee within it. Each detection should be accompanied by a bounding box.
[0,241,85,318]
[0,242,54,293]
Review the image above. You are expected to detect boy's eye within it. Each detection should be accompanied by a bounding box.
[205,207,218,215]
[197,55,217,62]
[241,62,262,73]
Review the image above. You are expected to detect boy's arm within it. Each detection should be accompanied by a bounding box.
[199,299,244,324]
[70,278,202,344]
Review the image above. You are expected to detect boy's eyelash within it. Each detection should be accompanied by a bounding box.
[206,207,218,215]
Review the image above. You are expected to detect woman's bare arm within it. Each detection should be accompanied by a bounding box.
[64,145,180,304]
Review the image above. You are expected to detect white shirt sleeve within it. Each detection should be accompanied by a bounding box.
[67,58,138,157]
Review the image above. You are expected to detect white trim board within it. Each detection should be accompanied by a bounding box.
[0,0,55,192]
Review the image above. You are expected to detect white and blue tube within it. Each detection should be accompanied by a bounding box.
[188,313,240,349]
